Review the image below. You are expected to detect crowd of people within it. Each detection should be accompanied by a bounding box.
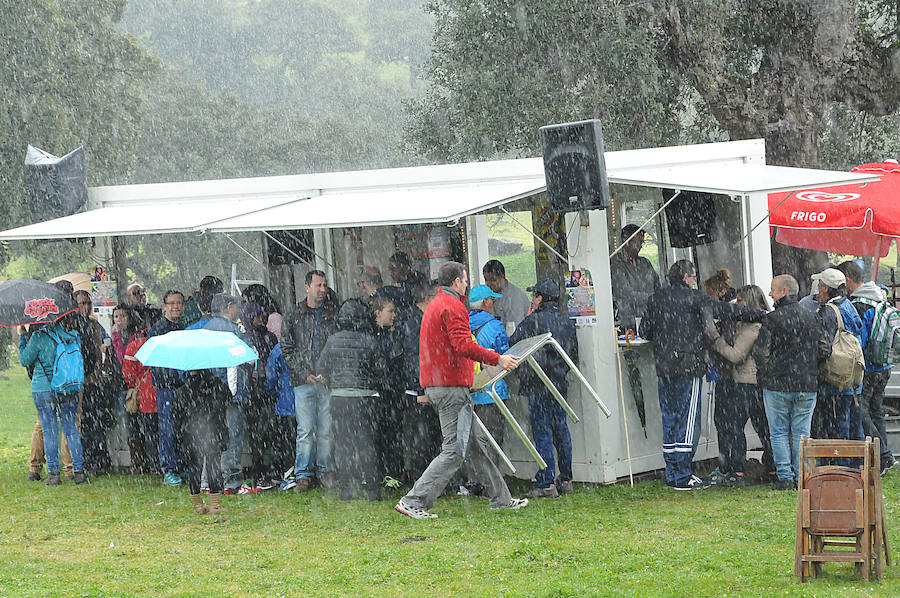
[19,253,581,518]
[614,224,897,492]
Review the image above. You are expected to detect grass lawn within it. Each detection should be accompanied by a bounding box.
[2,367,900,596]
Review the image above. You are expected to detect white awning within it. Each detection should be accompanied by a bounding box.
[0,139,881,240]
[609,163,878,195]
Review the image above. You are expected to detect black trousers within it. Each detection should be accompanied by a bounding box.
[245,388,278,480]
[182,425,223,495]
[81,384,112,474]
[747,384,774,472]
[375,390,406,481]
[272,415,297,479]
[860,369,894,464]
[714,379,756,474]
[401,394,442,482]
[332,395,380,488]
[134,412,159,473]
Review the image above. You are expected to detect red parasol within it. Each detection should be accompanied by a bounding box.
[768,162,899,270]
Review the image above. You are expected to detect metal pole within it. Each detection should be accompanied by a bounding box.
[735,190,796,247]
[547,337,611,417]
[488,387,547,469]
[526,355,580,423]
[473,412,516,474]
[614,337,634,487]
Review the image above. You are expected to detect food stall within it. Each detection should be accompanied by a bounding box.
[0,138,878,482]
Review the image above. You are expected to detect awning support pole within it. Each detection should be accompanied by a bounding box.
[499,207,568,263]
[735,190,795,248]
[222,233,263,265]
[609,190,682,259]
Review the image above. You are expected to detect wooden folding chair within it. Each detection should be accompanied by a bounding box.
[794,436,891,581]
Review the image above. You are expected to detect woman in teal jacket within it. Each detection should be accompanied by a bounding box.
[19,318,86,485]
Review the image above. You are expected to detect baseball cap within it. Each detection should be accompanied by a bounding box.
[527,278,561,299]
[811,268,846,290]
[468,284,502,303]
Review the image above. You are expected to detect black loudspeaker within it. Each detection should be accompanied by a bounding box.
[24,145,87,224]
[662,188,718,248]
[539,119,610,213]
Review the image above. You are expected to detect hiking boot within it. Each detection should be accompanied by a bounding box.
[672,476,706,491]
[556,480,574,495]
[45,472,61,486]
[772,478,796,491]
[190,493,209,514]
[492,498,529,510]
[395,499,438,519]
[163,471,183,486]
[703,468,727,487]
[208,493,227,516]
[72,471,87,485]
[319,473,338,489]
[524,485,559,499]
[293,478,311,493]
[27,471,41,482]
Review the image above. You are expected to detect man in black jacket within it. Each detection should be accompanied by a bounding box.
[281,270,338,492]
[757,274,829,489]
[640,260,764,490]
[510,278,579,498]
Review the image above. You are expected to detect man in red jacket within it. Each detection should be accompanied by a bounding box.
[395,261,527,519]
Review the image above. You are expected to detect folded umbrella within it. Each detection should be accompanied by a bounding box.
[135,329,257,370]
[0,278,78,328]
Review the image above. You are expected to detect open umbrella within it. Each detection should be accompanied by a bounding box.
[768,161,899,273]
[135,330,257,370]
[0,279,77,328]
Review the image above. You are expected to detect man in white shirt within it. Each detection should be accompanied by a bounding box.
[482,259,529,333]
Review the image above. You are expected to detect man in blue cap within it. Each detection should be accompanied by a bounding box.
[468,284,510,452]
[509,278,579,498]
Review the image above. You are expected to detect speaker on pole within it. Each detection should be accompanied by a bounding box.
[539,119,610,214]
[24,145,87,224]
[662,188,718,248]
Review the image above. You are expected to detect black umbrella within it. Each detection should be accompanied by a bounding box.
[0,279,78,328]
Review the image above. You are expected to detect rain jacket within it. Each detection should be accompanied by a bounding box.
[757,294,830,393]
[123,335,157,413]
[19,323,81,394]
[376,323,404,393]
[147,316,184,389]
[266,343,295,417]
[509,301,578,397]
[202,315,250,404]
[640,280,763,378]
[173,370,229,454]
[281,299,337,387]
[849,281,892,373]
[316,299,386,392]
[818,296,864,396]
[610,252,660,327]
[419,287,500,388]
[712,322,762,385]
[469,309,510,405]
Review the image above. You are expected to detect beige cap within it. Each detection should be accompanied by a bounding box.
[811,268,846,290]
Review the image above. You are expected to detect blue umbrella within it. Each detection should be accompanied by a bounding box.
[135,329,257,370]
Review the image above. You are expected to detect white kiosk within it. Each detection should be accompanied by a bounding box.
[1,138,878,483]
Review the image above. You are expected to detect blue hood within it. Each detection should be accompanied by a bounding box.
[469,310,497,332]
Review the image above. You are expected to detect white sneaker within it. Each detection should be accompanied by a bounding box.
[492,497,529,510]
[394,499,438,519]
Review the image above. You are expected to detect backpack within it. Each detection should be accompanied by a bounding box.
[853,296,900,366]
[44,329,85,395]
[819,302,865,393]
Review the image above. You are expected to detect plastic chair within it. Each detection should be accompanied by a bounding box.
[794,436,890,581]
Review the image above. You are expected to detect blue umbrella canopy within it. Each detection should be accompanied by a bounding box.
[135,329,257,370]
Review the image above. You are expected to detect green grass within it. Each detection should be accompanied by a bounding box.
[3,367,900,596]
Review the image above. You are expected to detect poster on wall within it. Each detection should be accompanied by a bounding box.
[565,269,596,326]
[427,225,451,280]
[90,267,117,312]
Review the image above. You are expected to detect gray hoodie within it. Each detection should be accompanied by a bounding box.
[851,281,885,303]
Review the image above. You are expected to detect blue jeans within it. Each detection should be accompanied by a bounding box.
[221,403,245,491]
[527,395,573,488]
[763,389,816,482]
[156,388,178,472]
[294,383,332,480]
[33,391,83,473]
[658,376,702,485]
